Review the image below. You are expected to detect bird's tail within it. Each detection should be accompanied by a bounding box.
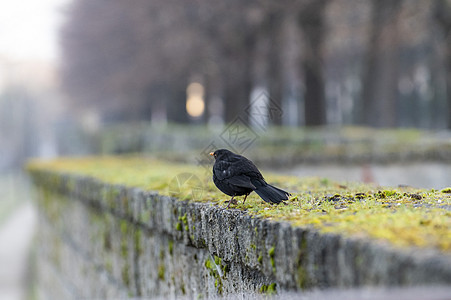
[254,183,290,204]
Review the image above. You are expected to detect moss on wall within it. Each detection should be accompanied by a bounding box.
[28,155,451,297]
[27,156,450,253]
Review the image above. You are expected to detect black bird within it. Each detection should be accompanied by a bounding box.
[210,149,290,207]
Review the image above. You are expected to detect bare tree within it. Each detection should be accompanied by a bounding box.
[193,1,264,124]
[360,0,402,127]
[59,0,448,129]
[298,0,329,126]
[61,0,204,123]
[435,0,451,129]
[264,6,286,126]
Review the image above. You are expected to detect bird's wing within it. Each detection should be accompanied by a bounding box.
[213,160,233,180]
[226,175,256,190]
[228,155,263,176]
[213,160,256,189]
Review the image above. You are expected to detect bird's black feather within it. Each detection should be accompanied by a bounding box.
[211,149,290,205]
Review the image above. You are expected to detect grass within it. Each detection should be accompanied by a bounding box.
[27,155,451,252]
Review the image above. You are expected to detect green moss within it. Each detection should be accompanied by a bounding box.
[168,240,174,255]
[204,256,227,295]
[176,222,182,231]
[260,283,276,294]
[320,178,330,186]
[121,243,128,259]
[106,187,121,209]
[120,220,128,235]
[122,264,130,286]
[158,264,165,280]
[120,222,128,259]
[134,229,142,256]
[297,265,307,289]
[258,255,263,264]
[176,210,190,233]
[300,237,308,251]
[269,246,276,272]
[375,190,401,199]
[121,195,129,213]
[217,281,223,295]
[180,213,188,225]
[204,258,213,270]
[268,246,275,257]
[267,283,276,293]
[222,264,229,274]
[27,156,451,253]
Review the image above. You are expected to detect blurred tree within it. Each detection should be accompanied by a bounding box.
[435,0,451,129]
[61,0,202,123]
[193,1,263,124]
[298,0,329,126]
[61,0,134,120]
[59,0,449,129]
[261,2,286,126]
[360,0,402,127]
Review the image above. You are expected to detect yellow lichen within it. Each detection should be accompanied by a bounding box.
[27,156,451,252]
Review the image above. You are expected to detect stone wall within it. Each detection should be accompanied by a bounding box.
[29,169,451,299]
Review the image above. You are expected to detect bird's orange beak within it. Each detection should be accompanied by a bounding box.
[209,152,214,156]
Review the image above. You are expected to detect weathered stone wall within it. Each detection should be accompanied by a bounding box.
[30,170,451,299]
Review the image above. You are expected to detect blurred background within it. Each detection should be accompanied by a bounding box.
[1,0,451,299]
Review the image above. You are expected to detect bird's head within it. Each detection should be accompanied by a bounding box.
[209,149,234,160]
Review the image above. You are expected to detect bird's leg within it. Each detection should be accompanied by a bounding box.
[242,193,250,205]
[226,196,235,208]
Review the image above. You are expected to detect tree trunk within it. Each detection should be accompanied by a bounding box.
[267,12,285,126]
[298,0,328,126]
[166,82,189,124]
[223,41,254,125]
[435,0,451,129]
[360,0,402,128]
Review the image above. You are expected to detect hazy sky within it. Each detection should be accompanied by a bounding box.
[0,0,70,63]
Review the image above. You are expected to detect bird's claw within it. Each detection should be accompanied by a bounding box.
[226,198,238,208]
[227,199,238,205]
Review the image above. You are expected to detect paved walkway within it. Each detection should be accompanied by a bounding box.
[0,202,37,300]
